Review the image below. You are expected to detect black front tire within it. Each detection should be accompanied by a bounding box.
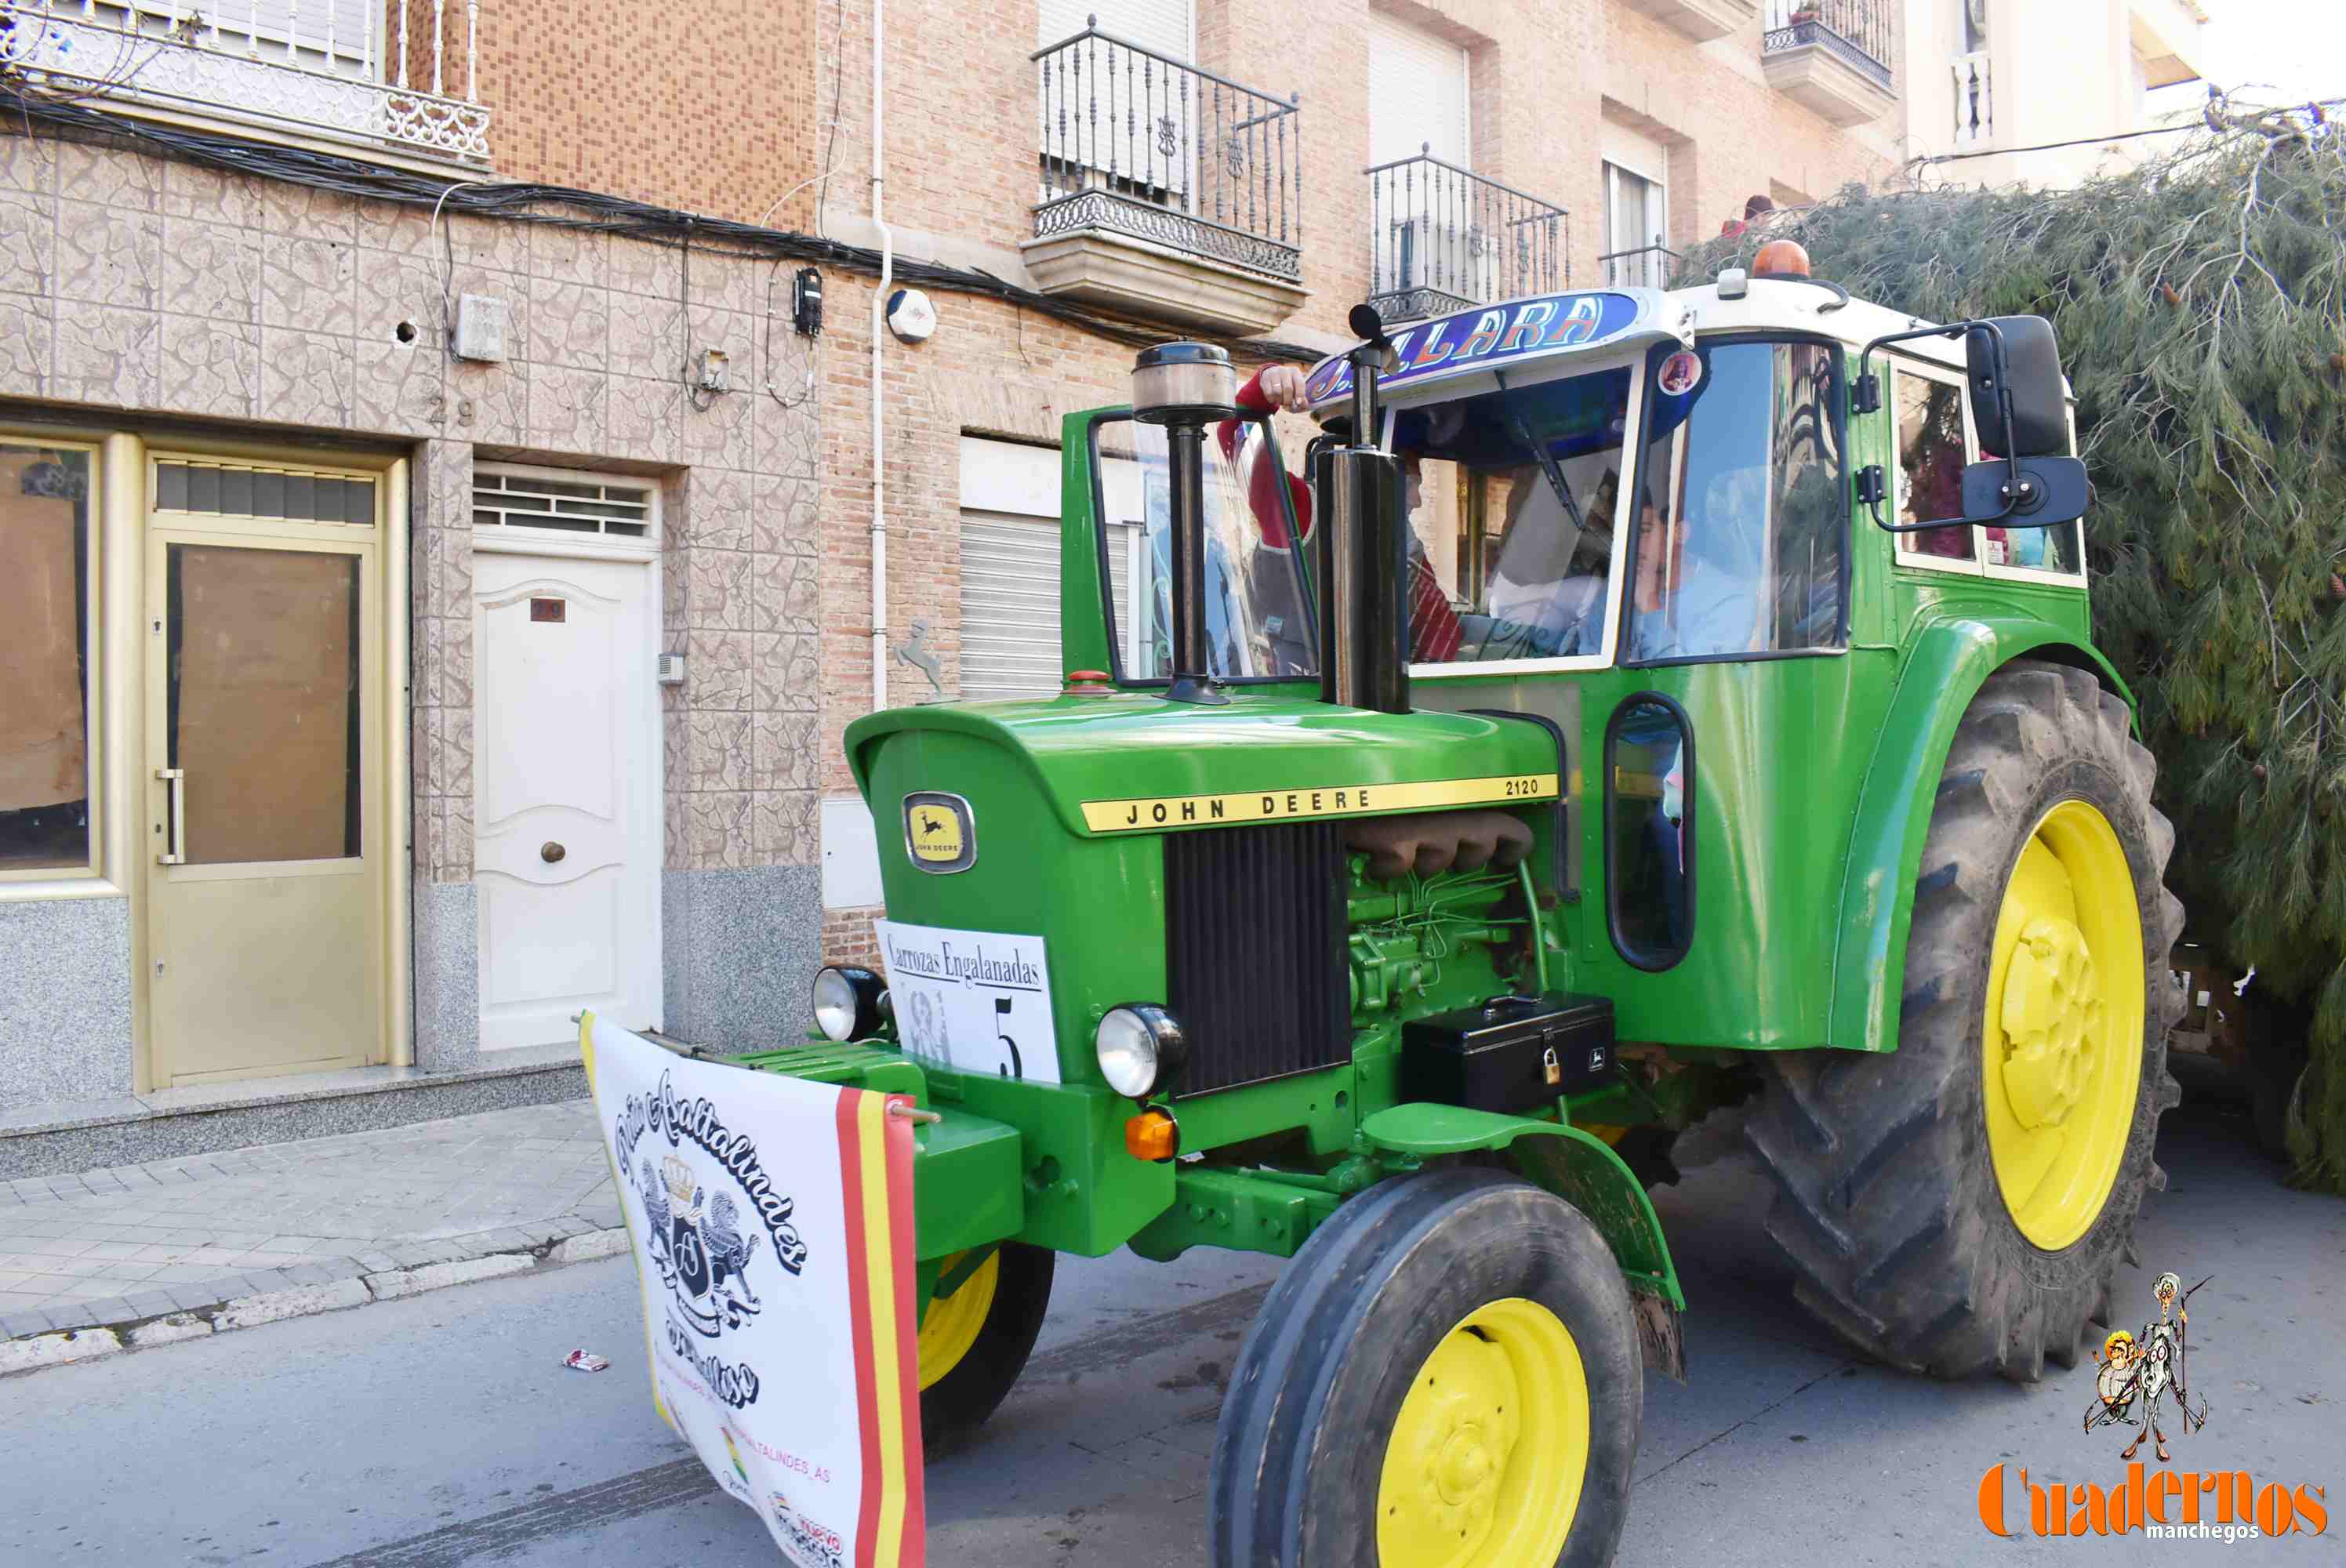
[917,1243,1054,1453]
[1211,1168,1643,1568]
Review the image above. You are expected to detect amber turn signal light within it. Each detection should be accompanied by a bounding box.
[1124,1109,1178,1162]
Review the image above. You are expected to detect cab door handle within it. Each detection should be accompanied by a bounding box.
[156,768,186,864]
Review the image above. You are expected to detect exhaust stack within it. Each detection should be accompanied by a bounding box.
[1315,307,1411,714]
[1131,342,1237,707]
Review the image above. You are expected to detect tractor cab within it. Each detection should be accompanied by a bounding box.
[1064,260,2102,1058]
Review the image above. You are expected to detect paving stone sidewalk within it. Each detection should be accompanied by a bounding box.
[0,1100,623,1353]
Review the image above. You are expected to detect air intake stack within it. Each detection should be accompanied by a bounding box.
[1314,305,1411,714]
[1130,341,1238,707]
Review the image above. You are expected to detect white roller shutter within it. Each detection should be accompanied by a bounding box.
[1368,14,1470,167]
[959,439,1063,702]
[1038,0,1193,59]
[959,514,1065,701]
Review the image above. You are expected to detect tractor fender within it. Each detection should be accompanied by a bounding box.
[1356,1103,1683,1318]
[1827,616,2134,1056]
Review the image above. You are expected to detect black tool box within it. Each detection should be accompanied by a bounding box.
[1400,993,1617,1116]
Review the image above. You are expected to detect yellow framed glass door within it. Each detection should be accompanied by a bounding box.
[143,517,384,1085]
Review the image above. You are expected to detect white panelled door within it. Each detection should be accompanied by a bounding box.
[474,549,661,1049]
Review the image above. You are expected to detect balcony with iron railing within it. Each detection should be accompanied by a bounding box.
[1599,239,1682,292]
[1365,148,1567,324]
[1760,0,1898,127]
[1025,18,1306,336]
[0,0,489,166]
[1952,48,1992,147]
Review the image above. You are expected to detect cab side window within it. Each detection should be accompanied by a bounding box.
[1627,340,1845,662]
[1893,368,1974,564]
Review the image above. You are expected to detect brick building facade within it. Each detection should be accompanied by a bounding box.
[0,0,1907,1164]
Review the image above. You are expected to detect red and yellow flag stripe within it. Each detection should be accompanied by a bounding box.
[835,1088,926,1568]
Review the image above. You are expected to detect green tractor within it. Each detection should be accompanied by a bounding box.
[730,256,2182,1566]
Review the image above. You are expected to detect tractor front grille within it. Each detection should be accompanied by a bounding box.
[1164,822,1351,1094]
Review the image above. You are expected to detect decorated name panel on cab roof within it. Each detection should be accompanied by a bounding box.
[1304,289,1651,408]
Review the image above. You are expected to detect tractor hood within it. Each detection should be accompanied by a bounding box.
[846,692,1560,841]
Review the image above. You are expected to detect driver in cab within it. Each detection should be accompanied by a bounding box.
[1629,468,1768,661]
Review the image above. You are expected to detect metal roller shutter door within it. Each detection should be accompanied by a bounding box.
[959,512,1063,702]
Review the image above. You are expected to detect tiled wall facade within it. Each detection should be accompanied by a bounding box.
[0,122,829,1067]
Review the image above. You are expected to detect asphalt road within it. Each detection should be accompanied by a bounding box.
[2,1094,2336,1567]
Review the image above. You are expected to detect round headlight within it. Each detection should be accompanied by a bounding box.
[812,966,884,1042]
[1095,1004,1186,1100]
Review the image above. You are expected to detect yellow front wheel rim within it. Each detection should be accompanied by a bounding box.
[916,1250,999,1392]
[1982,800,2145,1251]
[1375,1298,1589,1568]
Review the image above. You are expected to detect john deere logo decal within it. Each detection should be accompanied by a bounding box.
[904,791,976,873]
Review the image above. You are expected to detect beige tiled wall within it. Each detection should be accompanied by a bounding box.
[1,127,827,887]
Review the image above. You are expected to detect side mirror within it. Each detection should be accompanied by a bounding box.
[1858,315,2086,536]
[1965,315,2068,459]
[1959,454,2089,527]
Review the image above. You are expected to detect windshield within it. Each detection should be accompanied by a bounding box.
[1093,413,1316,684]
[1395,366,1635,665]
[1625,340,1845,662]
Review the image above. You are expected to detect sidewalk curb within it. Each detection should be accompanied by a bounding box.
[0,1224,632,1379]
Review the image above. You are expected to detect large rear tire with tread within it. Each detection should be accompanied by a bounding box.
[1211,1168,1642,1568]
[1745,660,2184,1381]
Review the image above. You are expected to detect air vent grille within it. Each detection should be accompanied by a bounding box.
[473,470,653,537]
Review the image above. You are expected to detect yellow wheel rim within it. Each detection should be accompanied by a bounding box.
[1375,1298,1589,1568]
[1981,800,2144,1251]
[916,1250,998,1392]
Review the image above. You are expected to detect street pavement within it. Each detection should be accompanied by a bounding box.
[0,1093,2335,1566]
[0,1102,620,1345]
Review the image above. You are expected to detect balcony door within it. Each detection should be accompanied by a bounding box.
[1603,161,1669,289]
[1037,0,1197,205]
[1368,15,1473,303]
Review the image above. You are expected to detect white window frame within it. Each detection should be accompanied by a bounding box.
[1407,347,1648,681]
[1601,158,1669,290]
[1887,358,1984,578]
[471,462,662,561]
[1887,361,2088,587]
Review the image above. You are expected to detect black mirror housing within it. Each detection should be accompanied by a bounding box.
[1959,454,2089,529]
[1966,315,2069,459]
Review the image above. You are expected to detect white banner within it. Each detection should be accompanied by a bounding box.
[582,1014,924,1568]
[873,920,1061,1083]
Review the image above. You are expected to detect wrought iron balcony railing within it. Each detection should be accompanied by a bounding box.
[1032,20,1302,283]
[1952,48,1992,147]
[1600,241,1682,292]
[0,0,490,166]
[1762,0,1894,92]
[1366,148,1567,323]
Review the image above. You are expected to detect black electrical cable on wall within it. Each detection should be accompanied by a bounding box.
[0,88,1329,366]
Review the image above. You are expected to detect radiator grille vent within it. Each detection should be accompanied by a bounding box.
[1164,822,1350,1094]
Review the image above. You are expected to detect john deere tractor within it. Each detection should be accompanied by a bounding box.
[731,252,2181,1566]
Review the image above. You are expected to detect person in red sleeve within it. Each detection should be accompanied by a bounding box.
[1219,364,1465,665]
